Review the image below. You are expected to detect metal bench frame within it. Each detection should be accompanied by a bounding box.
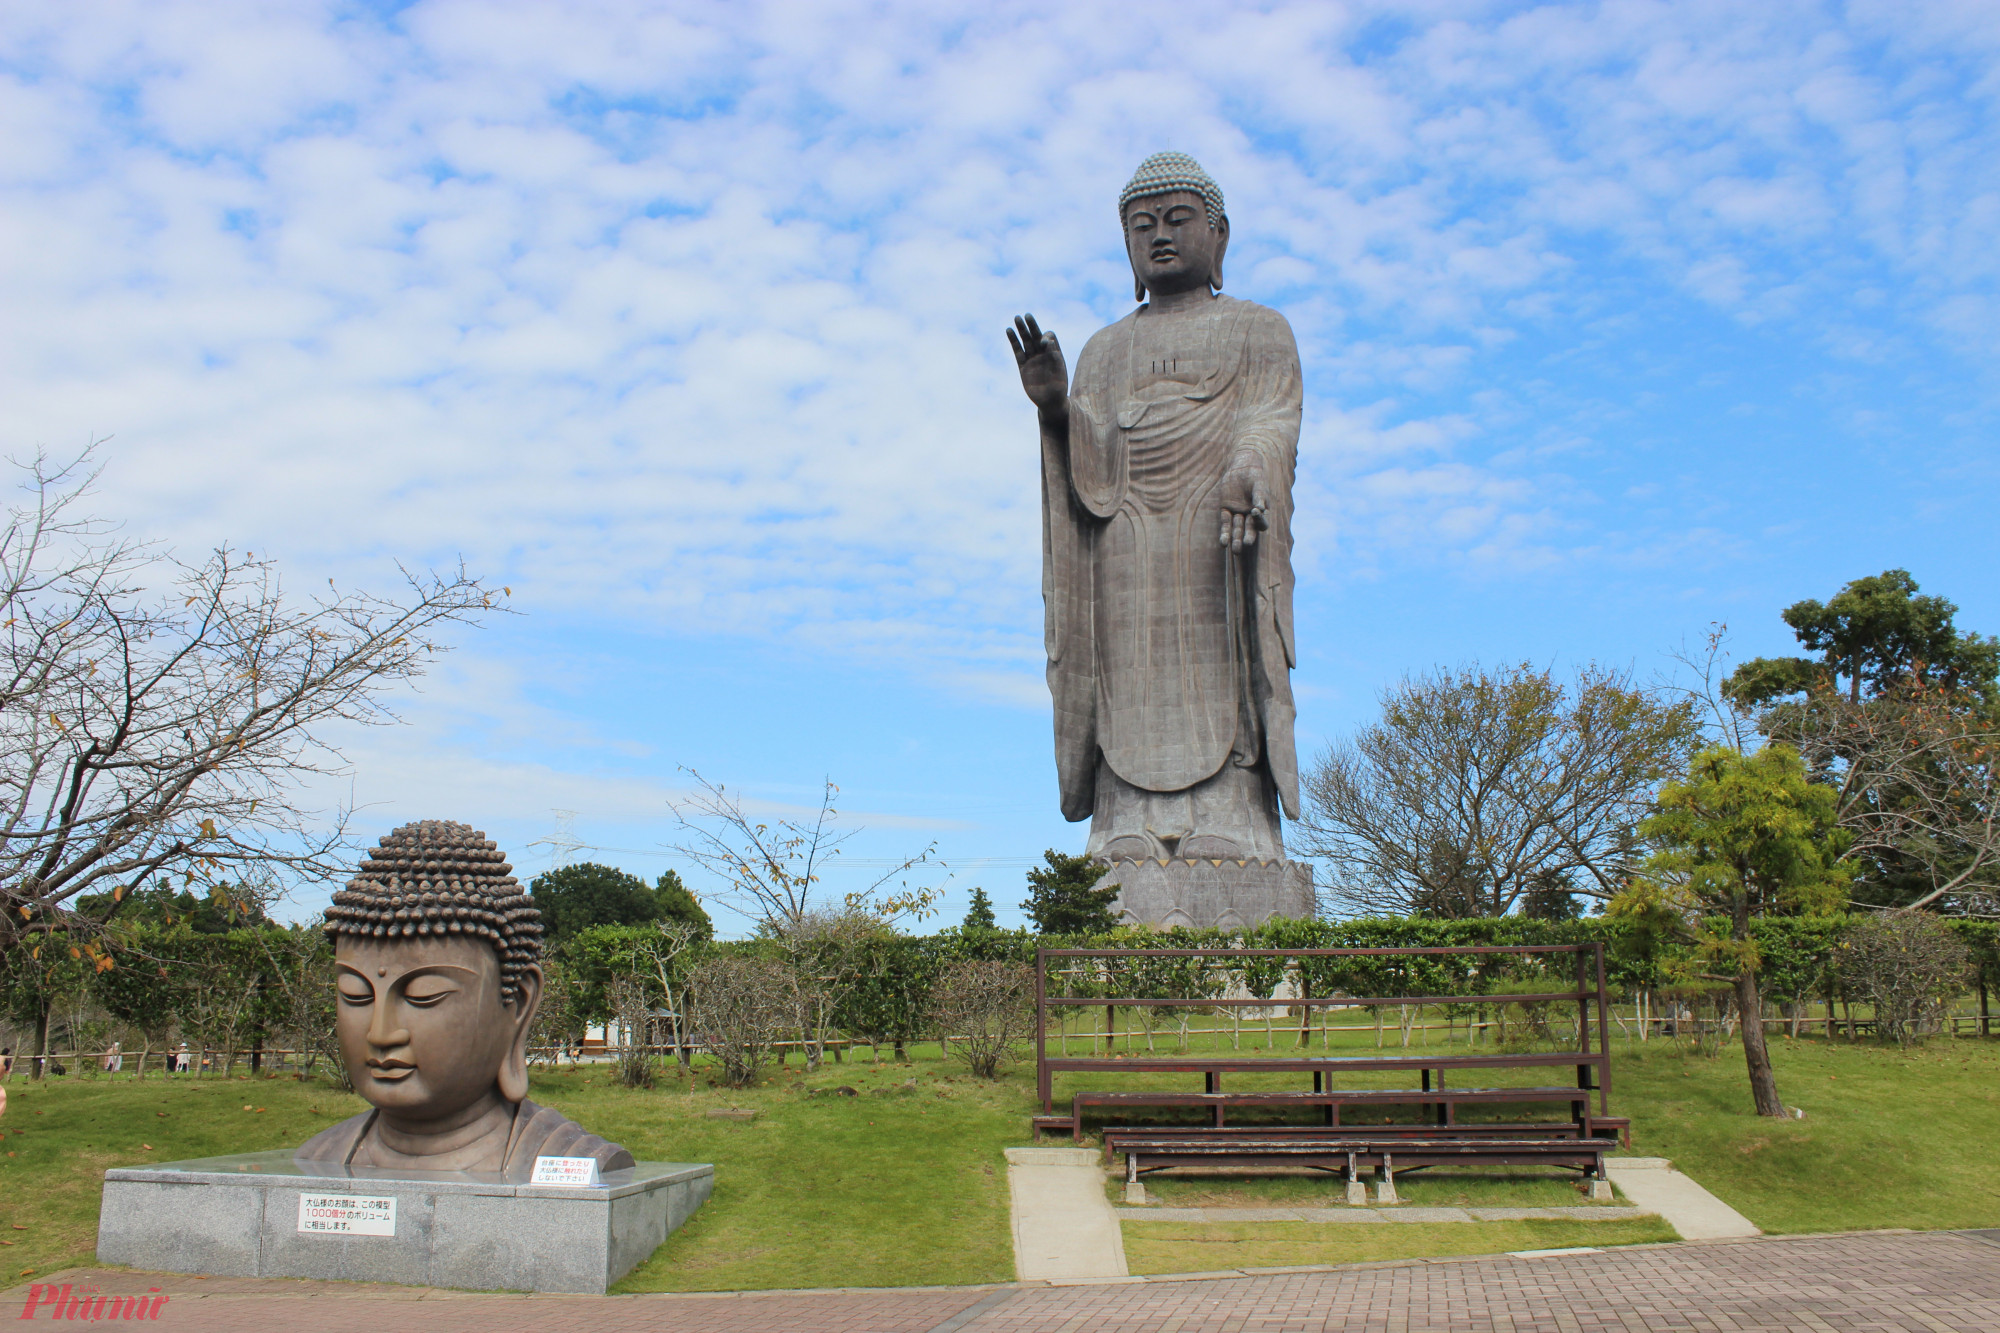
[1101,1129,1618,1191]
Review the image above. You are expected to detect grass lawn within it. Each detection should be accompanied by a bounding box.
[0,1069,370,1284]
[0,1049,1022,1292]
[1122,1218,1677,1274]
[2,1032,1996,1289]
[1613,1034,2000,1234]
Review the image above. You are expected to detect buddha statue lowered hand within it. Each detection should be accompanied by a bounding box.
[296,820,634,1178]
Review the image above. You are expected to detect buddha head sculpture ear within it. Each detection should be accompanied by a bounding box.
[1208,214,1229,293]
[497,961,543,1104]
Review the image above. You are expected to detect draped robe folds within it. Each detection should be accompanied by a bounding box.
[1041,293,1302,845]
[296,1097,636,1178]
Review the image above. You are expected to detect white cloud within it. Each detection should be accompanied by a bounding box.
[1,0,1994,692]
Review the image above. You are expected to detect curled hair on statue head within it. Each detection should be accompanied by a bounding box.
[323,819,544,1007]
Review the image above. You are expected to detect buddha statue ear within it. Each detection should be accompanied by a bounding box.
[498,961,544,1104]
[1208,216,1229,292]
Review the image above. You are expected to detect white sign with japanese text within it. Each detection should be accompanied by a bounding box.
[531,1155,602,1187]
[297,1194,396,1236]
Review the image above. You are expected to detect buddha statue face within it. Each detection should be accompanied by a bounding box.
[1123,187,1228,301]
[334,933,541,1122]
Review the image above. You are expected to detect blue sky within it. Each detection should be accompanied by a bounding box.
[3,1,1996,933]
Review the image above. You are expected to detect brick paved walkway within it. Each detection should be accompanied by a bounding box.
[7,1231,1998,1331]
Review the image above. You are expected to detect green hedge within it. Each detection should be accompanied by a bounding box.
[8,914,1993,1060]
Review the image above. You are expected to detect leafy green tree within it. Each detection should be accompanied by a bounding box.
[652,870,714,941]
[97,926,191,1076]
[1,936,93,1076]
[837,935,940,1062]
[1022,850,1120,935]
[962,887,997,931]
[1724,571,2000,912]
[1612,744,1850,1117]
[1520,871,1583,921]
[528,862,711,946]
[1725,570,1999,710]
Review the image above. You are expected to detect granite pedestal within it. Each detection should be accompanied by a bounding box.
[98,1151,712,1294]
[1104,857,1313,929]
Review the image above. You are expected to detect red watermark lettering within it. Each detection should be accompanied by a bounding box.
[17,1283,168,1321]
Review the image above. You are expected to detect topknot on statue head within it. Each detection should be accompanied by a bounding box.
[1118,151,1226,229]
[324,819,543,1006]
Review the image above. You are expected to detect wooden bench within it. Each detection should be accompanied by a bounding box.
[1102,1127,1617,1191]
[1032,944,1630,1167]
[1091,1118,1631,1158]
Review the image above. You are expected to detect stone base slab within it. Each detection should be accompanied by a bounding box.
[98,1150,712,1294]
[1101,857,1312,929]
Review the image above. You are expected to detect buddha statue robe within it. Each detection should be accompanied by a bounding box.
[296,1097,636,1179]
[1042,291,1303,861]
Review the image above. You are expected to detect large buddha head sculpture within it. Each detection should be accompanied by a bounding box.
[297,820,632,1177]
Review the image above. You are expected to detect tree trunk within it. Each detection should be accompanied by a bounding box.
[1734,968,1786,1116]
[33,1004,50,1079]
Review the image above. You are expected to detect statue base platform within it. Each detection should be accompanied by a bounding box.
[1101,857,1313,929]
[98,1150,712,1294]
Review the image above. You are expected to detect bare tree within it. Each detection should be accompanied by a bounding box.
[688,955,789,1088]
[779,907,892,1070]
[1837,913,1972,1046]
[1297,662,1699,917]
[621,918,703,1072]
[607,977,659,1089]
[1777,690,2000,917]
[931,960,1035,1079]
[666,770,941,935]
[668,771,943,1069]
[0,450,503,949]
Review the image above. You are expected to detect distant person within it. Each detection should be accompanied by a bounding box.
[103,1041,123,1074]
[0,1047,13,1080]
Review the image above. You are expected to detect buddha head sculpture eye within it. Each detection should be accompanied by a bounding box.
[323,821,545,1118]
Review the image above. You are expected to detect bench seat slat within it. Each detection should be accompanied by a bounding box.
[1074,1087,1588,1104]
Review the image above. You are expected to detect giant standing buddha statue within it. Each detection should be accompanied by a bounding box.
[1009,152,1313,928]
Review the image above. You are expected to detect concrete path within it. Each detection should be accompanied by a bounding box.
[1003,1146,1128,1281]
[11,1232,1999,1331]
[1604,1156,1760,1239]
[1116,1204,1653,1223]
